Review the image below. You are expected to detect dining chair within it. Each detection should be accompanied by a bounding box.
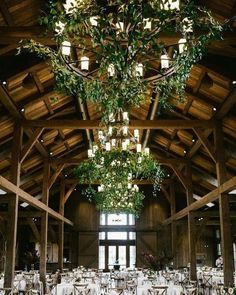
[73,284,90,295]
[148,286,168,295]
[0,287,13,295]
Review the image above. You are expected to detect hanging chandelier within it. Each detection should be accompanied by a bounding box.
[73,111,164,216]
[21,0,225,121]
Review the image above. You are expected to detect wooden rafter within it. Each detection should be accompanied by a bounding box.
[21,119,216,129]
[193,128,216,163]
[162,175,236,225]
[0,175,73,225]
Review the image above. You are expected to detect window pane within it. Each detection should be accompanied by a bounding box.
[107,232,127,240]
[129,232,136,240]
[100,213,106,225]
[108,246,116,269]
[99,246,105,269]
[118,246,126,267]
[129,246,136,268]
[129,214,135,225]
[99,232,106,240]
[107,214,127,225]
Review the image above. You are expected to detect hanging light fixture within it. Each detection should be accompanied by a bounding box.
[21,0,226,121]
[74,110,164,216]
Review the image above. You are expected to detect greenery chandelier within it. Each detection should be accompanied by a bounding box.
[21,0,224,122]
[73,112,164,216]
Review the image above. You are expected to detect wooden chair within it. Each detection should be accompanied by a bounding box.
[0,287,13,295]
[148,286,168,295]
[126,280,137,295]
[73,284,90,295]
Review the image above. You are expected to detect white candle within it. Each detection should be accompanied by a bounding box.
[182,17,193,33]
[111,139,116,146]
[55,21,65,34]
[136,143,142,153]
[128,183,132,189]
[133,185,139,192]
[123,112,129,121]
[90,16,98,26]
[63,0,77,13]
[144,147,150,155]
[128,173,132,180]
[61,41,71,56]
[105,142,111,151]
[123,126,128,136]
[108,126,113,136]
[80,56,89,70]
[144,18,151,30]
[135,63,144,77]
[122,141,127,150]
[161,54,170,69]
[178,38,187,54]
[93,145,98,153]
[88,149,93,158]
[98,130,103,140]
[161,0,179,10]
[134,129,139,138]
[98,186,102,192]
[108,64,115,77]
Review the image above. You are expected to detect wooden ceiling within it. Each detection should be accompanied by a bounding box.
[0,0,236,212]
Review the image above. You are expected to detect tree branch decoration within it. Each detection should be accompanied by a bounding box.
[73,149,164,216]
[19,0,225,122]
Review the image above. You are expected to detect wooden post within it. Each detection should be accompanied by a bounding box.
[39,159,50,289]
[214,121,234,285]
[58,181,65,270]
[170,183,177,268]
[4,123,22,288]
[186,165,197,281]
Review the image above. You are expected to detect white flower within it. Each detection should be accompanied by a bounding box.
[228,288,234,295]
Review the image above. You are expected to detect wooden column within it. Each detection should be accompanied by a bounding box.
[186,165,196,281]
[4,123,22,288]
[170,183,177,268]
[58,181,65,270]
[214,121,234,285]
[39,159,50,288]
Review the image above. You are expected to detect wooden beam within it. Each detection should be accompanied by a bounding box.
[0,175,73,225]
[170,164,191,190]
[21,119,216,130]
[162,175,236,225]
[58,181,65,270]
[48,164,65,189]
[160,185,171,203]
[170,183,177,268]
[40,160,49,289]
[193,128,216,163]
[4,123,22,289]
[64,178,173,185]
[214,121,234,285]
[20,128,44,163]
[186,165,196,281]
[0,26,235,45]
[64,184,76,204]
[0,1,14,26]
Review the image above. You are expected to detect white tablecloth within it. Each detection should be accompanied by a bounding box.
[52,282,100,295]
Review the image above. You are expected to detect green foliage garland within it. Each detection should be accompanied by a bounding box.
[73,149,164,216]
[19,0,224,122]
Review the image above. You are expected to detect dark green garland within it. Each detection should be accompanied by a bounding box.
[73,149,164,216]
[18,0,224,122]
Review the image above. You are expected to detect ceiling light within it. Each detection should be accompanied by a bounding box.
[213,107,217,111]
[50,152,53,155]
[21,108,25,112]
[21,1,226,122]
[2,81,7,85]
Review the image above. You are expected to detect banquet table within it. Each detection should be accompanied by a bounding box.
[51,282,100,295]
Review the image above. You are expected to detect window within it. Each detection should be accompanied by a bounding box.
[98,213,136,270]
